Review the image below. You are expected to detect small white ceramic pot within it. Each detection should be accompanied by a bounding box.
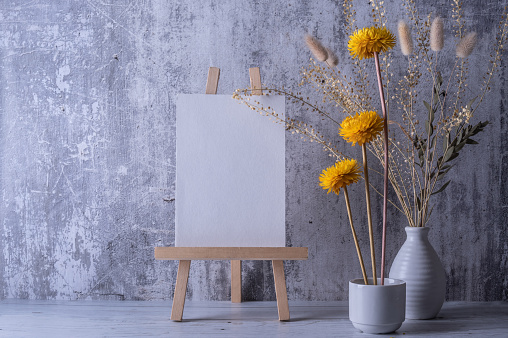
[349,278,406,334]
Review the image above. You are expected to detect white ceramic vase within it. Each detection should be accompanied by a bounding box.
[349,278,406,334]
[389,226,446,319]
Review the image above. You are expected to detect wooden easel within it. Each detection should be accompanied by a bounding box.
[155,67,308,321]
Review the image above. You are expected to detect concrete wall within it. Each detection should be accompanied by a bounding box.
[0,0,506,301]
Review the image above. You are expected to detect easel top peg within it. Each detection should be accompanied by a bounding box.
[205,67,220,94]
[205,66,261,95]
[249,67,262,95]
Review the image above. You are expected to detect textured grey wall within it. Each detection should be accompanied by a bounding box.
[0,0,506,301]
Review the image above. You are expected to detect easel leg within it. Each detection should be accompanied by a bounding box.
[171,260,191,321]
[272,260,290,321]
[231,260,242,303]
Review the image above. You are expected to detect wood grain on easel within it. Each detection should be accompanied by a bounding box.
[171,260,191,321]
[231,260,242,303]
[205,67,220,94]
[272,260,290,321]
[249,67,262,95]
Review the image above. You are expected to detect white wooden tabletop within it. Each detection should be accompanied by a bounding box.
[1,300,507,337]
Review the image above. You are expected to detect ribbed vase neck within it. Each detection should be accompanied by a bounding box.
[405,226,430,241]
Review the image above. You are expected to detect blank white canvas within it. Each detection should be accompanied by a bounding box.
[175,94,285,247]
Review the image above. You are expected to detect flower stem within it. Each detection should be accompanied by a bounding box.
[343,186,368,285]
[374,52,389,285]
[362,144,377,285]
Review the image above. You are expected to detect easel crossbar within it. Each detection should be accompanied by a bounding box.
[155,247,308,260]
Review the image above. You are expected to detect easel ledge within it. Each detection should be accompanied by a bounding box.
[155,247,308,260]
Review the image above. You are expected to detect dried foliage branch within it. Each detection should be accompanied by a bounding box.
[301,59,366,114]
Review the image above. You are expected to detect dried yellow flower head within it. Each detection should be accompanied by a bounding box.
[339,111,384,146]
[319,159,362,195]
[348,26,396,60]
[456,32,478,58]
[398,20,413,56]
[430,17,444,52]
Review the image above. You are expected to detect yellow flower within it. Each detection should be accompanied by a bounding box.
[348,26,396,60]
[340,111,384,146]
[319,159,362,195]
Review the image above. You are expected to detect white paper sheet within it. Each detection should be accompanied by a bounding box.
[175,94,285,247]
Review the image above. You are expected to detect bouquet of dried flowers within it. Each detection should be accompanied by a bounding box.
[233,0,508,284]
